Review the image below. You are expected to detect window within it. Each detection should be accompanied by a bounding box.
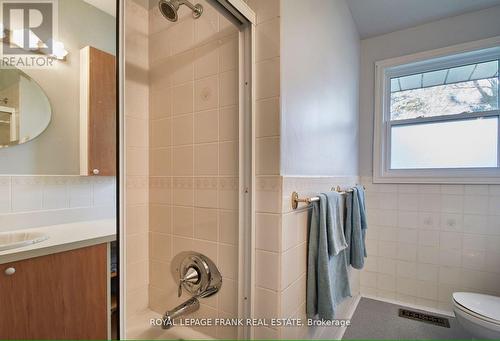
[374,38,500,183]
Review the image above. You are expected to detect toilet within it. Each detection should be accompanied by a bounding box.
[453,292,500,339]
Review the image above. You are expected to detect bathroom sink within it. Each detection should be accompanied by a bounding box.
[0,232,49,252]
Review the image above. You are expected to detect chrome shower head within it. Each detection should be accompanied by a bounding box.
[158,0,203,22]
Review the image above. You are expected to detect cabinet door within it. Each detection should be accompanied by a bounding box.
[80,46,116,176]
[0,244,108,340]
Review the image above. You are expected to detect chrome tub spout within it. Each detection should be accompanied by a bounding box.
[162,297,200,329]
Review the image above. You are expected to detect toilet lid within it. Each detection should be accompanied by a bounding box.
[453,292,500,322]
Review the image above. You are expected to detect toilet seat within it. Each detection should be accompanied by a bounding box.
[453,292,500,325]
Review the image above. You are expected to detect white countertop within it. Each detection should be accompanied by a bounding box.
[0,219,116,264]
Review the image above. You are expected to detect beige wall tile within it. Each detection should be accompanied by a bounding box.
[126,260,149,292]
[195,75,219,112]
[172,83,194,115]
[171,50,195,86]
[194,0,219,43]
[247,0,280,24]
[256,97,280,138]
[126,232,149,264]
[219,177,238,210]
[219,278,238,314]
[172,177,194,206]
[149,177,172,205]
[255,287,278,319]
[150,66,172,93]
[150,148,172,176]
[219,141,238,176]
[219,35,238,72]
[194,207,218,241]
[219,210,238,245]
[256,137,280,175]
[195,41,220,79]
[150,87,172,119]
[256,250,279,290]
[256,213,281,252]
[170,20,195,55]
[220,70,238,107]
[126,204,149,235]
[173,146,194,176]
[219,244,238,280]
[172,114,194,145]
[150,232,172,263]
[126,147,148,176]
[256,176,282,214]
[256,58,280,99]
[194,110,219,143]
[150,203,172,234]
[256,18,280,62]
[149,28,171,65]
[195,144,218,175]
[219,106,238,142]
[126,117,148,147]
[126,176,148,206]
[150,118,172,147]
[173,206,194,237]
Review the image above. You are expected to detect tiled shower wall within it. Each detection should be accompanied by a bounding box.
[147,1,240,338]
[249,0,282,338]
[360,177,500,313]
[124,0,150,324]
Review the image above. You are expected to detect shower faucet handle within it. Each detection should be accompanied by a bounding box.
[172,252,222,299]
[178,266,200,297]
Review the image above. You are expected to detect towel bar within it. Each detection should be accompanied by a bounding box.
[291,186,365,210]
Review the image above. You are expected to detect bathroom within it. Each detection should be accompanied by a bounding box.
[1,0,500,339]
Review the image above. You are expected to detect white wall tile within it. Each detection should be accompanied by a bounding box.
[11,177,43,212]
[0,177,11,213]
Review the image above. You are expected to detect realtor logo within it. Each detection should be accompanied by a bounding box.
[0,0,58,68]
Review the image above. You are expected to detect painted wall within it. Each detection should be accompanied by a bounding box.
[0,0,116,175]
[359,5,500,177]
[280,0,360,176]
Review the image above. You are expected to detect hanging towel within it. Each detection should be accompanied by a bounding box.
[307,192,351,320]
[345,185,368,269]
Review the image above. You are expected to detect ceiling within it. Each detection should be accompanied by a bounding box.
[346,0,500,39]
[83,0,116,16]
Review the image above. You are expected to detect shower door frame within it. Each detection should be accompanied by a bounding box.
[117,0,256,339]
[210,1,256,339]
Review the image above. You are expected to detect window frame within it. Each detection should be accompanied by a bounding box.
[373,36,500,184]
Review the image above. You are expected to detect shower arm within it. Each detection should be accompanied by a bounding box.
[178,0,199,12]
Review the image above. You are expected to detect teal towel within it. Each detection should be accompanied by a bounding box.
[345,185,368,269]
[307,192,351,320]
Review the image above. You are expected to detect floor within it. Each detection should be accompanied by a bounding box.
[343,298,475,340]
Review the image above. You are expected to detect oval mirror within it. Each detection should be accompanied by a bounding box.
[0,68,51,148]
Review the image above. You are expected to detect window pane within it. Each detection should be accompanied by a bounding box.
[390,60,499,121]
[390,117,498,169]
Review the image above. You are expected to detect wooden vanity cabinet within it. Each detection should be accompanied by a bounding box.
[80,46,116,176]
[0,244,108,340]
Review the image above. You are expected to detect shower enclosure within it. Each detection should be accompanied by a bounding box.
[121,0,255,339]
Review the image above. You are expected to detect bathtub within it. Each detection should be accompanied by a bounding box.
[126,309,213,340]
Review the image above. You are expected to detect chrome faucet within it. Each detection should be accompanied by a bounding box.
[162,297,200,329]
[162,252,222,329]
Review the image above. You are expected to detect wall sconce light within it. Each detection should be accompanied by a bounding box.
[1,29,69,61]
